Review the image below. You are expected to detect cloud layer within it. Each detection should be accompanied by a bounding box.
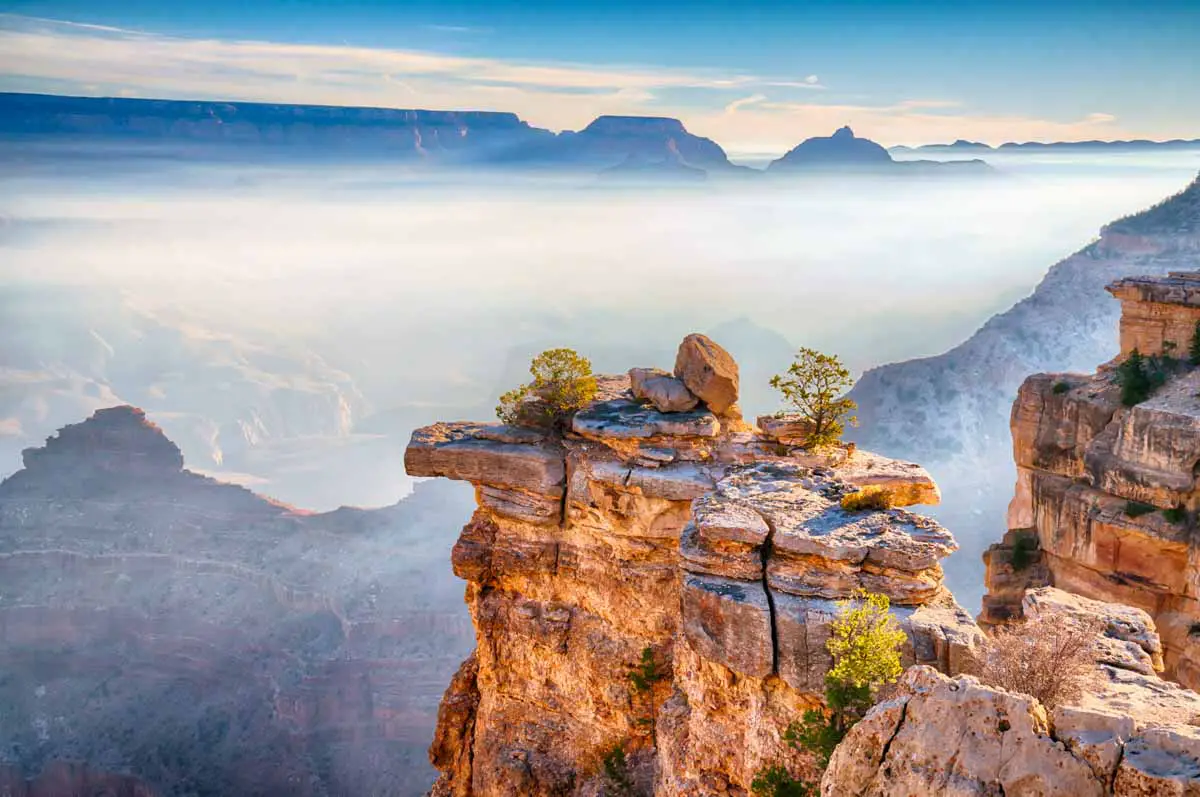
[0,14,1139,153]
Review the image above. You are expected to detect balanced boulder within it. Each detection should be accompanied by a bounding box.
[674,334,739,414]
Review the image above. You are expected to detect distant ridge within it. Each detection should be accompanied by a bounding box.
[892,137,1200,154]
[0,91,743,175]
[769,125,990,175]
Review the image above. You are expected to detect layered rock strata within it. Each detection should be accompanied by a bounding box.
[984,270,1200,688]
[825,587,1200,796]
[407,336,980,795]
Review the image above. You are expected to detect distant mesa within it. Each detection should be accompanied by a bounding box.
[0,92,745,177]
[770,126,991,175]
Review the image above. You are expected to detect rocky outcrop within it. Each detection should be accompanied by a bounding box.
[983,270,1200,690]
[407,337,979,795]
[849,173,1200,606]
[673,334,740,416]
[0,406,475,796]
[824,588,1200,796]
[768,126,989,174]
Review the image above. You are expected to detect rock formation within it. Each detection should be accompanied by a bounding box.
[849,173,1200,605]
[0,406,475,796]
[407,335,981,795]
[982,270,1200,689]
[825,587,1200,796]
[0,93,744,175]
[768,126,989,174]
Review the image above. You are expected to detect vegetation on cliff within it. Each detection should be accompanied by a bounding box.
[496,347,598,429]
[769,348,857,449]
[976,613,1098,709]
[754,589,906,796]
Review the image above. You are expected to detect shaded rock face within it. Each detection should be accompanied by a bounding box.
[0,407,475,796]
[406,339,978,796]
[824,589,1200,796]
[768,126,892,171]
[982,270,1200,689]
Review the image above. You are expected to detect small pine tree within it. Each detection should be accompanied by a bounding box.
[770,348,858,449]
[1117,349,1153,406]
[629,647,664,693]
[497,348,598,430]
[1191,322,1200,366]
[601,743,635,796]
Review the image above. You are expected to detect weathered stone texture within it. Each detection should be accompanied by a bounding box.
[986,271,1200,688]
[408,336,962,795]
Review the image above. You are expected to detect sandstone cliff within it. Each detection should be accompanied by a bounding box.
[983,271,1200,689]
[0,406,475,795]
[826,588,1200,796]
[407,336,981,795]
[848,173,1200,604]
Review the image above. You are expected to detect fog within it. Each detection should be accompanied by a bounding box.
[4,142,1200,795]
[4,147,1199,509]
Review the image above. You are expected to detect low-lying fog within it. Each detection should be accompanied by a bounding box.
[4,143,1199,519]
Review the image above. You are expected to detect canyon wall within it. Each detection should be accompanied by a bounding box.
[983,271,1200,687]
[407,336,981,795]
[0,406,474,795]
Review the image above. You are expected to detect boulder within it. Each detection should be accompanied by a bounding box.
[674,334,739,415]
[628,367,699,413]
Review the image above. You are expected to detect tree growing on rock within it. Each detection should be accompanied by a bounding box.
[496,348,598,430]
[753,590,906,796]
[769,348,857,449]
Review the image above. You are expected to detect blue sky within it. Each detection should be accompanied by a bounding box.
[0,0,1196,153]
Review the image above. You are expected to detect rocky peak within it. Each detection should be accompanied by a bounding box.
[17,405,184,483]
[406,334,979,795]
[768,126,894,171]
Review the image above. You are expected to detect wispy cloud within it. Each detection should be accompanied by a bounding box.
[0,14,761,130]
[0,14,1152,150]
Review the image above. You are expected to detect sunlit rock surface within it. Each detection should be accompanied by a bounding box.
[984,270,1200,689]
[0,406,474,796]
[405,335,972,796]
[824,588,1200,796]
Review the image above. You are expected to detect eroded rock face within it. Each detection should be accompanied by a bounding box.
[407,338,972,795]
[825,589,1200,796]
[0,406,475,796]
[984,271,1200,688]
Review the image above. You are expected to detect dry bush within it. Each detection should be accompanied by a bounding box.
[977,614,1099,709]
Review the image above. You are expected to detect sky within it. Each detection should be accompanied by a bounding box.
[0,0,1197,155]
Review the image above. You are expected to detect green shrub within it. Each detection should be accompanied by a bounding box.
[1191,323,1200,366]
[751,765,814,797]
[1052,381,1071,395]
[1164,506,1189,524]
[1010,532,1038,572]
[496,348,598,430]
[840,487,895,512]
[628,647,665,693]
[1117,349,1173,406]
[777,589,906,777]
[1125,501,1157,518]
[770,348,857,449]
[601,743,634,796]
